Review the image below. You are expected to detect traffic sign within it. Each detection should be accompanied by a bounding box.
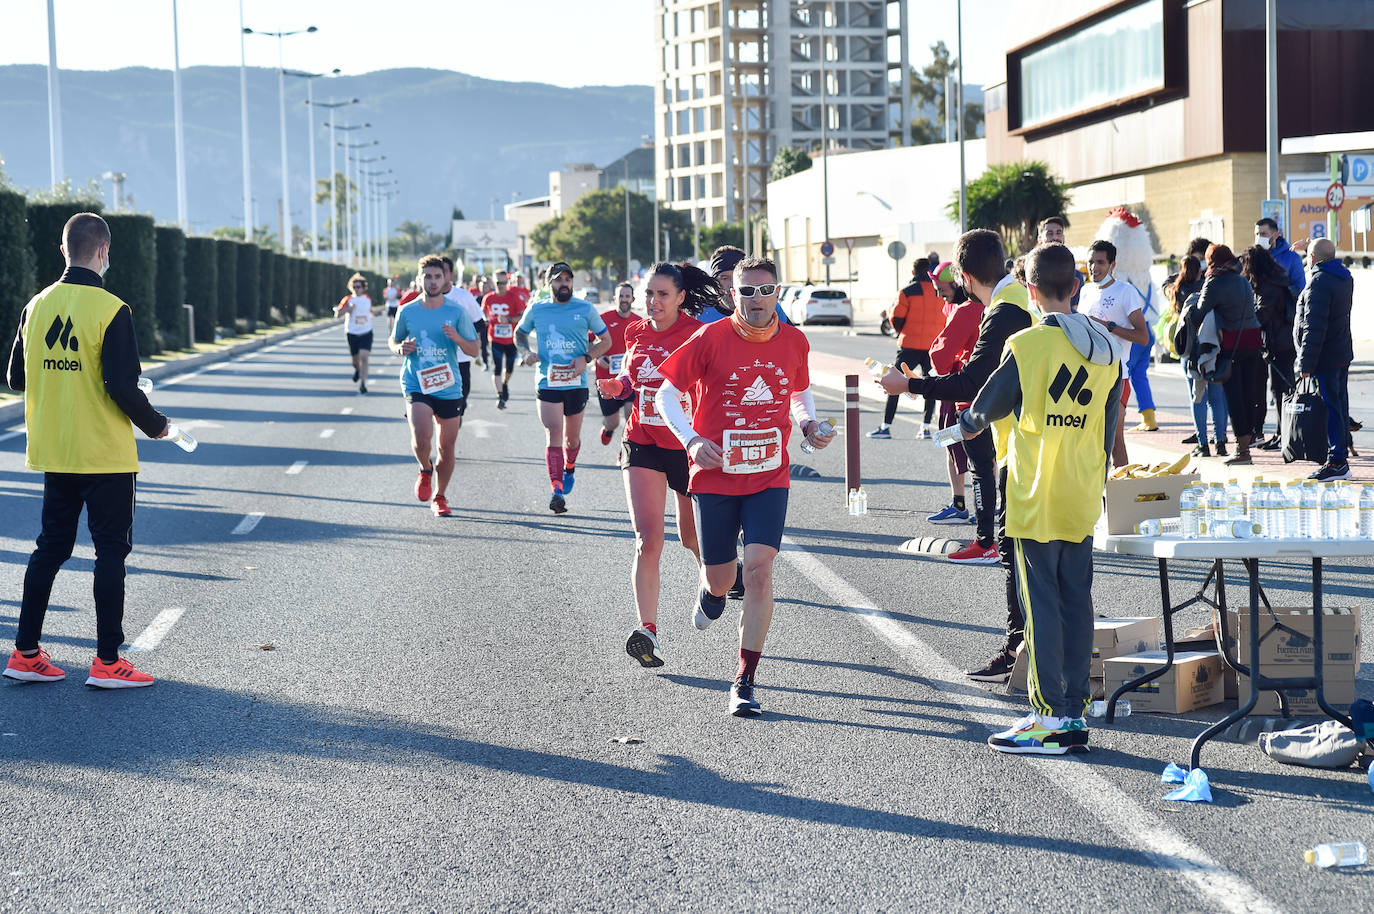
[1342,154,1373,185]
[821,256,836,265]
[886,240,907,261]
[843,237,855,254]
[819,241,835,257]
[1326,182,1346,211]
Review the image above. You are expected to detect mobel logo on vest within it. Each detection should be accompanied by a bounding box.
[42,316,82,371]
[1045,363,1091,428]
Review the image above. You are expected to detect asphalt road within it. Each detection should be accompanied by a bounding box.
[1,320,1371,913]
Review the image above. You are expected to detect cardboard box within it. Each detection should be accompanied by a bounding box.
[1101,650,1225,714]
[1102,473,1201,535]
[1007,643,1028,695]
[1230,607,1361,668]
[1248,678,1358,716]
[1091,617,1159,678]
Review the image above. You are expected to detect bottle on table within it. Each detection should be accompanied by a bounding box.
[1339,482,1357,538]
[1285,481,1303,538]
[1304,841,1367,868]
[1299,481,1320,539]
[1179,486,1201,540]
[1205,483,1228,535]
[1359,485,1374,539]
[1212,519,1260,539]
[1135,518,1180,537]
[1320,482,1340,540]
[1225,478,1245,520]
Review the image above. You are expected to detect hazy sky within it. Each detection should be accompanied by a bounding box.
[0,0,1005,88]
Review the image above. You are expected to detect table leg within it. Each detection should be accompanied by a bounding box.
[1312,557,1355,729]
[1190,557,1264,769]
[1107,557,1176,723]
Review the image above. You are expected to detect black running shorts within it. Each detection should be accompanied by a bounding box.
[347,331,373,354]
[537,387,589,416]
[692,488,789,567]
[620,440,690,496]
[407,392,463,420]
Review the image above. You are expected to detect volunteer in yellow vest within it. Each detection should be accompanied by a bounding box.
[958,242,1121,755]
[4,213,168,689]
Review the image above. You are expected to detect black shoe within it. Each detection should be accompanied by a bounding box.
[501,383,510,400]
[1214,439,1228,457]
[730,675,762,716]
[549,492,567,514]
[359,382,367,394]
[966,649,1015,683]
[1257,435,1282,451]
[1181,433,1198,445]
[1191,444,1212,458]
[625,627,664,668]
[727,562,745,600]
[497,397,507,410]
[692,587,727,630]
[1310,462,1352,482]
[352,369,359,382]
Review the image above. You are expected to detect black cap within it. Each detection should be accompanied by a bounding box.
[545,262,573,283]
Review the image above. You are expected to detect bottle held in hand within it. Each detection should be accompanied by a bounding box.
[164,423,197,453]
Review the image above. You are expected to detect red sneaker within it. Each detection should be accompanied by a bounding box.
[3,648,66,682]
[600,427,613,446]
[431,494,452,517]
[85,656,154,689]
[948,541,1000,565]
[415,469,433,502]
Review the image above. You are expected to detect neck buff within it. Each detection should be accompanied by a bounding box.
[731,306,778,343]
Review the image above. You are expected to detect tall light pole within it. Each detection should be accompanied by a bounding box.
[355,155,387,268]
[171,0,187,230]
[238,1,252,241]
[956,0,966,232]
[338,136,376,265]
[819,1,832,284]
[323,119,367,261]
[624,160,632,281]
[45,0,64,187]
[1265,0,1279,201]
[244,23,318,253]
[288,69,340,258]
[368,172,394,270]
[380,188,400,277]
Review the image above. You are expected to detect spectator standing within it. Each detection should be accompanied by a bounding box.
[1195,244,1264,465]
[1079,240,1149,466]
[1239,245,1297,451]
[870,261,944,439]
[1169,257,1228,457]
[1255,218,1306,300]
[1294,238,1355,481]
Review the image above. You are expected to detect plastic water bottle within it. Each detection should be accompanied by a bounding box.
[1135,518,1180,537]
[931,424,962,448]
[1086,700,1130,718]
[1225,478,1245,520]
[1320,482,1340,540]
[848,487,868,516]
[1359,485,1374,539]
[1179,486,1201,540]
[1205,483,1228,535]
[1212,519,1260,538]
[1251,482,1270,538]
[1300,481,1320,538]
[1304,841,1367,868]
[164,423,198,453]
[1267,482,1284,538]
[863,357,889,378]
[1285,481,1303,538]
[137,377,153,393]
[1339,483,1357,538]
[799,419,834,455]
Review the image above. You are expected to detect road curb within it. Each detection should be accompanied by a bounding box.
[0,319,334,427]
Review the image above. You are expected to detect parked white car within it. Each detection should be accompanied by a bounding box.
[785,286,853,326]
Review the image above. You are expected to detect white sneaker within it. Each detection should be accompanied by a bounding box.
[625,627,664,668]
[916,423,930,440]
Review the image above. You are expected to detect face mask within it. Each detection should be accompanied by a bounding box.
[1254,235,1271,250]
[99,250,110,278]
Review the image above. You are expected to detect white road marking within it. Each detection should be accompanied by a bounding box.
[285,461,308,475]
[0,427,26,444]
[319,429,335,439]
[462,418,503,439]
[778,538,1280,914]
[340,407,354,415]
[128,607,186,651]
[231,512,265,535]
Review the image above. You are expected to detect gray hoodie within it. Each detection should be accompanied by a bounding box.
[959,311,1122,461]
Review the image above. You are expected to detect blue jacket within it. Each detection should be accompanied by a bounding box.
[1272,236,1306,299]
[1294,259,1354,375]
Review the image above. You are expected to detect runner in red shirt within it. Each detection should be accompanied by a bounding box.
[655,257,836,716]
[510,272,531,306]
[595,264,713,667]
[481,270,526,409]
[595,283,638,445]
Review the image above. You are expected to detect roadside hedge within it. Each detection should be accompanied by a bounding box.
[154,225,187,349]
[0,188,36,370]
[236,241,260,329]
[184,236,218,342]
[103,213,159,356]
[214,239,239,337]
[26,201,101,288]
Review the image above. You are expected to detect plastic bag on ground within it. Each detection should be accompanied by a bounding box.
[1161,762,1188,784]
[1163,768,1213,803]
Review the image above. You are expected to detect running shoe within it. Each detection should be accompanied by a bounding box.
[965,649,1015,683]
[549,491,567,515]
[1181,433,1198,445]
[359,382,367,394]
[927,503,970,524]
[916,423,930,440]
[988,713,1081,755]
[562,470,576,494]
[352,369,359,382]
[948,541,1000,565]
[415,469,433,502]
[626,627,664,668]
[1310,462,1353,482]
[693,587,727,630]
[600,427,613,446]
[431,495,452,517]
[727,561,745,600]
[867,425,892,439]
[3,648,66,683]
[85,656,154,689]
[497,397,508,411]
[730,675,762,716]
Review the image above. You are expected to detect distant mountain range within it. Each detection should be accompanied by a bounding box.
[0,65,650,239]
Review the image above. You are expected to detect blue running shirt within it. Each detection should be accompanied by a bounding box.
[515,297,607,390]
[392,301,477,399]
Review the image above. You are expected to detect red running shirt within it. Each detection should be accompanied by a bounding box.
[622,314,702,451]
[596,309,636,380]
[657,319,811,496]
[482,290,527,343]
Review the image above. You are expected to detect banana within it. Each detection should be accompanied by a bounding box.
[1112,463,1145,480]
[1160,452,1192,476]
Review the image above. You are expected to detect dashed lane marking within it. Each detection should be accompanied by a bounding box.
[230,512,265,535]
[319,429,335,439]
[285,461,308,475]
[340,407,354,415]
[128,607,185,651]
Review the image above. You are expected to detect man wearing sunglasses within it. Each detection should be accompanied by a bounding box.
[654,257,835,717]
[699,245,790,326]
[334,272,374,394]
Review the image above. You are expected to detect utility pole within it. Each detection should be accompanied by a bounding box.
[171,0,188,230]
[624,160,632,280]
[820,0,832,284]
[1265,0,1279,201]
[238,1,252,241]
[957,0,966,232]
[45,0,64,187]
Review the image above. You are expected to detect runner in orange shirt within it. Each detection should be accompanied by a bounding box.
[870,261,944,439]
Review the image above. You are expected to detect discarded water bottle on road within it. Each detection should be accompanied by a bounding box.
[137,377,153,393]
[1134,518,1180,537]
[163,423,197,453]
[847,487,868,516]
[1087,700,1130,718]
[931,424,963,449]
[1304,841,1366,868]
[1360,486,1374,539]
[799,419,835,455]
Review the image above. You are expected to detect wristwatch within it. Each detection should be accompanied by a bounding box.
[1106,321,1118,334]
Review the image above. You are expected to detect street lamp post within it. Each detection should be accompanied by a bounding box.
[244,23,318,253]
[238,1,251,241]
[45,0,64,187]
[288,69,340,259]
[364,169,393,269]
[338,137,377,265]
[171,0,187,230]
[354,154,386,267]
[326,122,369,262]
[956,0,966,232]
[820,0,831,284]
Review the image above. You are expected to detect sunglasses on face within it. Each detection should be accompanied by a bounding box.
[737,284,778,298]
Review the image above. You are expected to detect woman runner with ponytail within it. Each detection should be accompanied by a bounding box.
[598,263,714,667]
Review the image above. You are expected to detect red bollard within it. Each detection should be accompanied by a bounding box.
[845,372,860,503]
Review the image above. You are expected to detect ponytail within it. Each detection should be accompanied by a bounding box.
[649,261,722,317]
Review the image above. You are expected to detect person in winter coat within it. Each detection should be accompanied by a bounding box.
[1294,238,1355,481]
[1169,256,1228,457]
[1254,218,1306,300]
[1194,244,1264,465]
[1239,245,1297,450]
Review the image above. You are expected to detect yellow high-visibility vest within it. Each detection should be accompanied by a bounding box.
[989,281,1031,464]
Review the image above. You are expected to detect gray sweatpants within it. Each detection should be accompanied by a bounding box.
[1012,537,1094,720]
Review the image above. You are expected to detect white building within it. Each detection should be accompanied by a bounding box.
[766,140,986,310]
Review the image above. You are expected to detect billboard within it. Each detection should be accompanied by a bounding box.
[452,220,519,250]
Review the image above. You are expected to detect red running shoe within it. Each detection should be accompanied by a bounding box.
[3,648,66,682]
[415,469,433,502]
[85,656,154,689]
[600,427,613,446]
[431,494,452,517]
[948,541,1000,565]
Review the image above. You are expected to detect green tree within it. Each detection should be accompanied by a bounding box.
[948,161,1072,254]
[908,41,984,146]
[314,172,357,244]
[395,219,447,259]
[699,221,745,253]
[770,147,812,182]
[531,190,692,278]
[209,224,279,249]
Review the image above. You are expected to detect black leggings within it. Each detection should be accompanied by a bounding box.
[884,348,936,425]
[1221,349,1265,443]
